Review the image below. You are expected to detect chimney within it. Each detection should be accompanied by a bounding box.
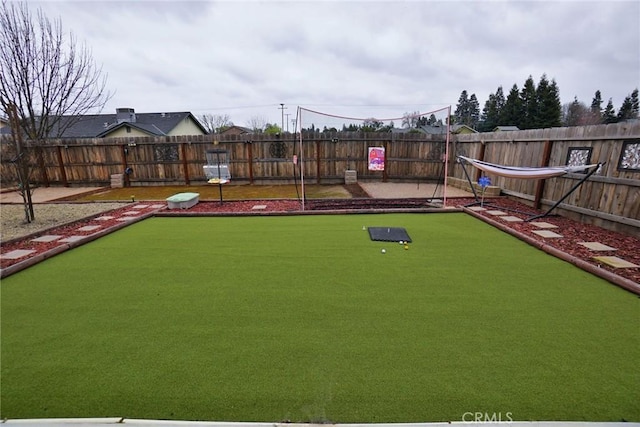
[116,108,136,123]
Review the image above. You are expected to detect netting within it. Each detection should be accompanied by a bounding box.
[294,105,452,210]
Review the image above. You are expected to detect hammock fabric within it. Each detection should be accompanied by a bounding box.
[458,156,599,179]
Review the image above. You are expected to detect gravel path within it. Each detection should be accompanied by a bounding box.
[1,202,128,242]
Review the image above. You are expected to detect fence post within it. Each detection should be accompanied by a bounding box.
[534,139,553,209]
[180,142,190,185]
[56,145,68,187]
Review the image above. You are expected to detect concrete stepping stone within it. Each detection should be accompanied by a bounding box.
[77,225,102,232]
[578,242,617,251]
[2,249,36,259]
[500,215,524,222]
[530,221,558,229]
[95,216,115,221]
[116,217,134,222]
[593,256,639,268]
[467,206,486,211]
[122,211,141,216]
[486,210,507,216]
[131,204,150,209]
[31,235,63,242]
[150,204,165,209]
[252,204,267,210]
[59,236,86,243]
[532,230,563,238]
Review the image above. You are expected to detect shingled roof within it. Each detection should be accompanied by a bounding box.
[59,109,207,138]
[0,108,207,139]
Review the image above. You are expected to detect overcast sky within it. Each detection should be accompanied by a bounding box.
[33,0,640,129]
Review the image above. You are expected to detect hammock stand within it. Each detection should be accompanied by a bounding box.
[457,156,602,221]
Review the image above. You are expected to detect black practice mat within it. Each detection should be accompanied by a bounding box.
[368,227,412,242]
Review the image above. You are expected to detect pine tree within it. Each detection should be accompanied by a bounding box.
[469,94,480,129]
[602,99,617,124]
[479,93,500,132]
[501,84,522,128]
[630,88,639,118]
[536,76,562,128]
[454,90,470,125]
[520,76,538,129]
[590,91,603,115]
[617,95,635,121]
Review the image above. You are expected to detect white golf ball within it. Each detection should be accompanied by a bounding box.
[381,249,386,254]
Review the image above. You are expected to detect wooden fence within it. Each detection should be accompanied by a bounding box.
[1,122,638,235]
[451,121,640,235]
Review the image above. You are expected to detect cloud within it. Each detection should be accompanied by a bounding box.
[31,0,639,126]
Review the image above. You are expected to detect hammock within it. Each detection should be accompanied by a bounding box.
[457,156,603,221]
[458,156,600,179]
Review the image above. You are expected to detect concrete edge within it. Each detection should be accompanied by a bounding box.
[462,207,640,295]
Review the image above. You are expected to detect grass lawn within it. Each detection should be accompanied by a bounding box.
[1,213,638,423]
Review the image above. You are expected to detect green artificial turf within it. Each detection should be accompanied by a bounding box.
[1,213,638,422]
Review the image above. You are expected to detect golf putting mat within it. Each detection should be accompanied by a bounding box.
[368,227,412,242]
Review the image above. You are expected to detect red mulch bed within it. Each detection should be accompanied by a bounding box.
[1,198,639,286]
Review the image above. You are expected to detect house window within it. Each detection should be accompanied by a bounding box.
[618,140,640,172]
[126,126,131,133]
[154,144,179,162]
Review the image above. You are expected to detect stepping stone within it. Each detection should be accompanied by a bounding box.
[500,215,524,222]
[77,225,101,232]
[486,210,506,216]
[59,236,86,243]
[150,204,166,209]
[116,217,134,222]
[593,256,639,268]
[532,230,563,238]
[122,211,141,216]
[252,204,267,210]
[530,221,558,229]
[578,242,617,251]
[95,216,114,221]
[2,249,36,259]
[468,206,487,211]
[31,235,63,242]
[131,204,150,209]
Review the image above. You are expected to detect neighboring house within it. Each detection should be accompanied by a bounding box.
[1,108,208,139]
[493,126,520,132]
[450,124,478,134]
[219,125,253,136]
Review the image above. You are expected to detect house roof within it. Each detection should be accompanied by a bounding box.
[2,109,207,139]
[493,126,520,132]
[66,110,206,138]
[219,125,253,135]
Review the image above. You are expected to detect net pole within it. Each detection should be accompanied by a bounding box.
[297,107,305,211]
[443,105,451,208]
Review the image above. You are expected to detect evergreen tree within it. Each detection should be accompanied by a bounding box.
[479,93,500,132]
[602,99,617,124]
[617,95,635,121]
[469,93,480,129]
[501,84,522,128]
[520,76,538,129]
[631,88,639,116]
[536,76,562,128]
[454,90,470,125]
[590,91,603,116]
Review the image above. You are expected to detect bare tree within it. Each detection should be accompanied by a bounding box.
[246,115,267,133]
[199,113,233,134]
[0,1,112,222]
